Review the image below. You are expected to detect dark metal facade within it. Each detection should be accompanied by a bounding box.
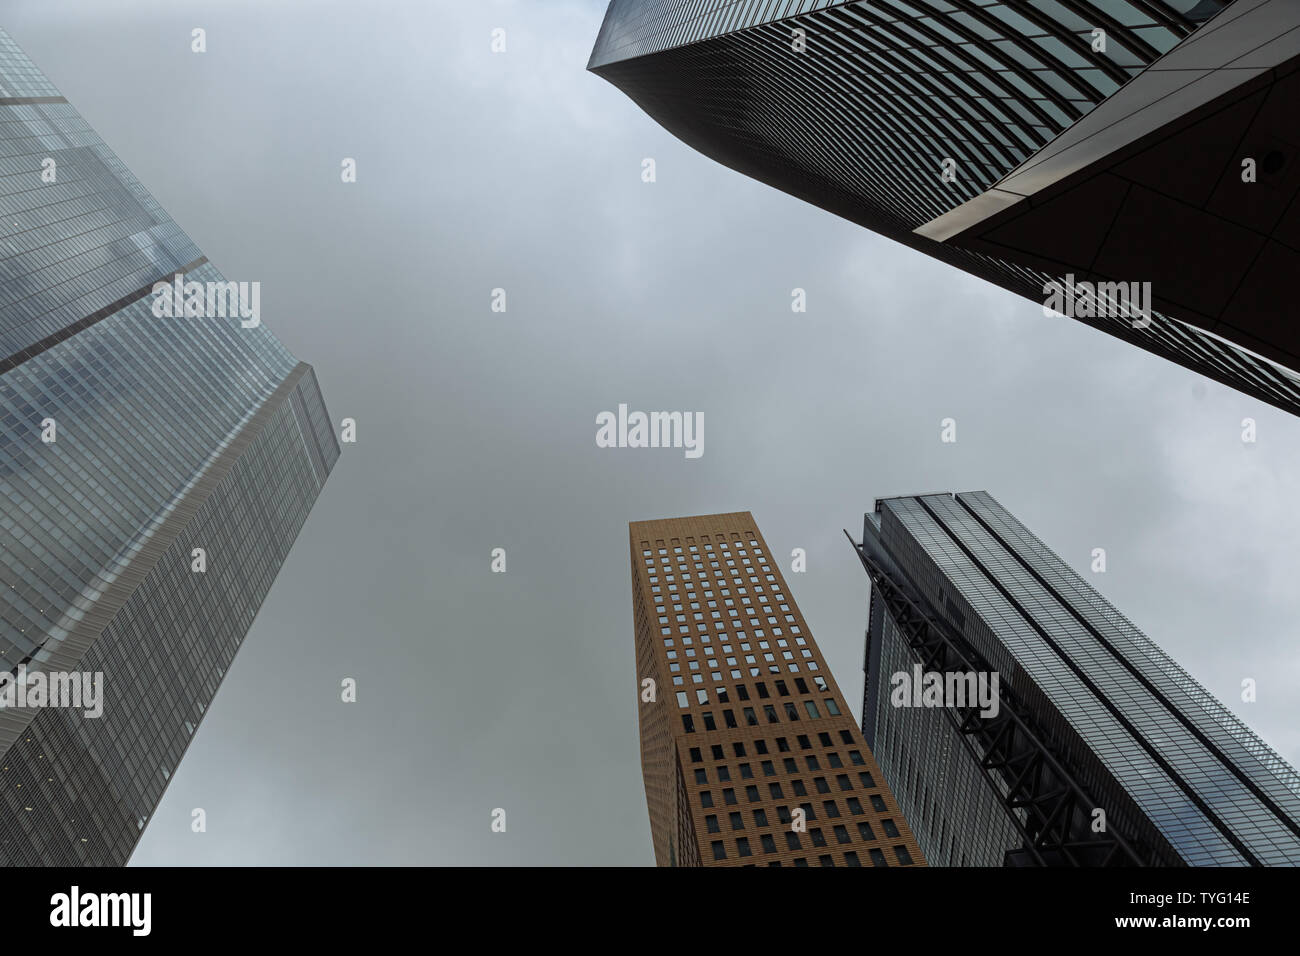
[854,492,1300,866]
[588,1,1300,416]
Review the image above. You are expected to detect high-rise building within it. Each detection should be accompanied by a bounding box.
[589,0,1300,417]
[0,28,337,864]
[630,511,924,866]
[851,491,1300,866]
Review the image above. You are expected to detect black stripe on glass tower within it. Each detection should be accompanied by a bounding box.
[0,28,338,865]
[589,0,1300,417]
[848,491,1300,866]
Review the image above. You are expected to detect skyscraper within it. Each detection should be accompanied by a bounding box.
[630,511,924,866]
[589,0,1300,417]
[851,491,1300,866]
[0,28,337,864]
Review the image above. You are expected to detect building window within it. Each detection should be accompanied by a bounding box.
[712,841,726,861]
[870,849,888,867]
[895,847,914,866]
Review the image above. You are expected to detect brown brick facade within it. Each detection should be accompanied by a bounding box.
[630,512,925,867]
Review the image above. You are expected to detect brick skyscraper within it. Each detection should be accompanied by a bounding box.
[630,512,923,867]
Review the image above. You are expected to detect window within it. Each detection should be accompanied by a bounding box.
[682,715,695,733]
[711,745,724,760]
[693,769,707,784]
[723,789,737,806]
[815,777,831,794]
[703,713,717,731]
[729,812,744,831]
[717,766,731,782]
[883,819,900,838]
[768,783,784,799]
[870,848,888,867]
[844,851,861,867]
[762,761,775,777]
[689,748,702,762]
[818,855,835,867]
[871,795,888,813]
[745,785,760,802]
[847,797,863,815]
[857,822,875,841]
[737,838,752,857]
[785,832,801,850]
[700,791,713,808]
[836,774,852,791]
[706,815,720,833]
[776,737,790,753]
[797,735,811,750]
[753,809,768,827]
[895,847,914,866]
[823,801,841,818]
[810,828,827,847]
[824,698,840,716]
[761,834,777,854]
[712,841,726,861]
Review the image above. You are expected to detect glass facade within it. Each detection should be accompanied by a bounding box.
[859,491,1300,866]
[588,1,1300,416]
[0,28,337,864]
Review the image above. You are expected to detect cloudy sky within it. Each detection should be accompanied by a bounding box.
[5,0,1299,865]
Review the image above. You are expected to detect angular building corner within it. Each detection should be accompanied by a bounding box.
[851,491,1300,866]
[588,0,1300,417]
[630,512,925,867]
[0,27,338,864]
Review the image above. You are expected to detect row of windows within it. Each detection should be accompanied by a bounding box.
[697,773,880,807]
[690,741,866,768]
[710,835,913,867]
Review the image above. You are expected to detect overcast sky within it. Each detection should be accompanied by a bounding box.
[5,0,1299,866]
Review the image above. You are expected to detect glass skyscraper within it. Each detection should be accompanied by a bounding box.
[0,28,337,864]
[589,1,1300,416]
[852,491,1300,866]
